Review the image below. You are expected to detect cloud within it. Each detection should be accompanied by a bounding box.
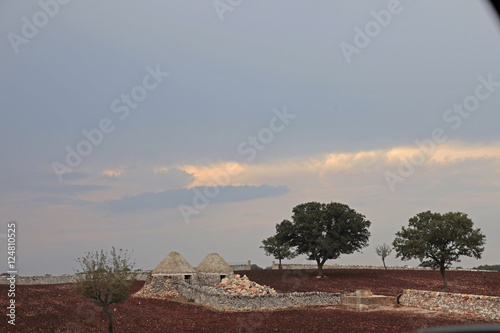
[58,172,92,181]
[33,184,111,194]
[108,184,289,213]
[102,169,124,177]
[0,172,92,192]
[167,141,500,194]
[152,167,195,189]
[179,162,245,187]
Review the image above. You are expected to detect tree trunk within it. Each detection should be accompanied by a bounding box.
[317,261,324,278]
[105,306,114,333]
[278,258,282,270]
[440,266,448,292]
[382,258,387,270]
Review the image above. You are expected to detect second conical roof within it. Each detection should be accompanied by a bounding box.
[196,253,234,274]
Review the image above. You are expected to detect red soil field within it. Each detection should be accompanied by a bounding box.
[0,269,498,332]
[241,268,500,296]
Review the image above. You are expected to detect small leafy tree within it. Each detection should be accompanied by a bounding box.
[375,244,392,269]
[277,202,371,277]
[75,247,136,333]
[393,211,486,292]
[260,233,297,269]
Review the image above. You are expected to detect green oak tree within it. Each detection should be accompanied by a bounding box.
[393,211,486,292]
[260,232,297,270]
[75,247,136,333]
[276,202,371,278]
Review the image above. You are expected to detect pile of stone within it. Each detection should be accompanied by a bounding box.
[210,274,277,296]
[134,277,180,299]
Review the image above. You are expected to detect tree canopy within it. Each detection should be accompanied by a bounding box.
[276,201,371,277]
[75,247,136,333]
[393,211,485,292]
[260,233,297,269]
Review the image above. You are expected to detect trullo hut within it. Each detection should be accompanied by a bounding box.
[195,253,234,285]
[152,251,196,284]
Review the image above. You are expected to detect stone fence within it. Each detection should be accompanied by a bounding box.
[174,281,341,311]
[229,260,251,271]
[271,262,489,271]
[272,263,434,270]
[0,275,79,285]
[0,271,151,285]
[400,289,500,320]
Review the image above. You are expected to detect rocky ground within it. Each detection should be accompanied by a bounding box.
[209,274,277,296]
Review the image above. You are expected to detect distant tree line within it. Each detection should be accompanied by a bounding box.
[473,264,500,271]
[250,264,263,270]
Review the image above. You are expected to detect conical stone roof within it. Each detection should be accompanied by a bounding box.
[196,253,234,274]
[152,251,196,275]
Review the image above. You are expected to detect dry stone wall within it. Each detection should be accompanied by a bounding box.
[272,263,488,271]
[229,260,251,271]
[272,263,434,270]
[0,271,150,285]
[193,273,226,286]
[0,275,78,285]
[400,289,500,320]
[230,264,251,271]
[174,282,341,310]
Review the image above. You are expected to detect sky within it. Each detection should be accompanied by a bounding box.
[1,0,500,275]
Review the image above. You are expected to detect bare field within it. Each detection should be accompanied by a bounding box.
[1,269,499,332]
[241,268,500,296]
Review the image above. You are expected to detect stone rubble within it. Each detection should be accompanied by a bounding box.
[133,277,180,299]
[210,274,277,296]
